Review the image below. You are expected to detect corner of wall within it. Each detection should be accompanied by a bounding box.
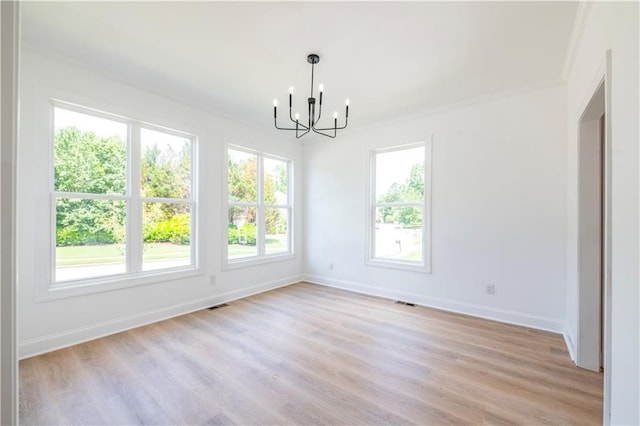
[304,274,566,334]
[563,323,577,363]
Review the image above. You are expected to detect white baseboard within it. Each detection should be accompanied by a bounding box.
[303,274,565,334]
[563,325,577,363]
[19,275,302,359]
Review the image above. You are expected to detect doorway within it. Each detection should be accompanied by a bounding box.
[576,80,606,372]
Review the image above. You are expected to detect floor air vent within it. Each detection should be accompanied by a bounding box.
[395,301,415,307]
[207,303,229,310]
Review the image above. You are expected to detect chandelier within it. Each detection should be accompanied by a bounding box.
[273,54,349,139]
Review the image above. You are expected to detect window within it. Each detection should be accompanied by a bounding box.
[226,146,292,264]
[52,102,196,286]
[369,142,431,272]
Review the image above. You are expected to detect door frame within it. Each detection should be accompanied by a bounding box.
[575,51,612,423]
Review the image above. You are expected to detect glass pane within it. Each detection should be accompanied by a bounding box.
[55,198,126,282]
[142,202,191,271]
[375,146,424,203]
[228,206,257,259]
[228,149,257,203]
[54,107,127,194]
[265,208,289,255]
[264,157,288,204]
[141,128,192,199]
[374,206,423,262]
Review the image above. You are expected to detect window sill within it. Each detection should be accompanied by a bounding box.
[224,253,296,271]
[366,258,431,274]
[36,266,203,303]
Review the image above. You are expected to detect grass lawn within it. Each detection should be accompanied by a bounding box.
[228,237,287,259]
[56,243,190,267]
[58,237,288,267]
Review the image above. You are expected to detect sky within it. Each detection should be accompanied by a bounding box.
[55,106,190,153]
[376,146,424,199]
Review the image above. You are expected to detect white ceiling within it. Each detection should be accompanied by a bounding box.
[21,1,578,132]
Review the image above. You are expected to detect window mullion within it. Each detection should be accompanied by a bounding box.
[129,122,142,274]
[374,201,424,208]
[51,193,58,283]
[287,161,292,253]
[228,201,257,208]
[257,154,265,257]
[140,196,192,204]
[52,191,128,201]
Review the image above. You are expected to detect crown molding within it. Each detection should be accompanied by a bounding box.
[342,77,566,137]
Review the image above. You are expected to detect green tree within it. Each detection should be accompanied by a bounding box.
[54,127,126,194]
[228,154,258,226]
[227,154,286,239]
[55,126,192,246]
[378,162,424,227]
[140,141,191,243]
[54,127,127,246]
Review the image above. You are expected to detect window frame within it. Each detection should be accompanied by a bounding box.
[224,144,294,269]
[367,139,432,273]
[44,99,200,300]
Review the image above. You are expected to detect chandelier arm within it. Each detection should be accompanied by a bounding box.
[335,115,349,130]
[314,117,348,131]
[311,127,336,138]
[340,114,349,129]
[314,104,348,131]
[288,101,301,126]
[276,126,310,131]
[296,126,311,139]
[315,101,322,124]
[287,116,309,130]
[278,102,309,130]
[275,117,309,131]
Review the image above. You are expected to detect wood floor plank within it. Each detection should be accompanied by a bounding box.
[19,282,603,425]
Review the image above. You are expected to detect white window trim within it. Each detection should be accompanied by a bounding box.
[366,138,432,273]
[37,99,201,302]
[223,144,294,270]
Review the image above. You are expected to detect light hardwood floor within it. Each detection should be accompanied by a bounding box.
[19,282,603,425]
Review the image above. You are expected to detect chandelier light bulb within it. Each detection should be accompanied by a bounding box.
[333,112,338,119]
[319,84,324,93]
[345,98,350,106]
[273,99,278,107]
[289,86,294,95]
[295,113,300,121]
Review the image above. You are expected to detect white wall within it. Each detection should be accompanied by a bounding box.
[17,49,304,358]
[304,85,568,332]
[565,2,639,424]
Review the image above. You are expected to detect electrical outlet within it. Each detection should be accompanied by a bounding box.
[485,283,495,295]
[209,275,217,285]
